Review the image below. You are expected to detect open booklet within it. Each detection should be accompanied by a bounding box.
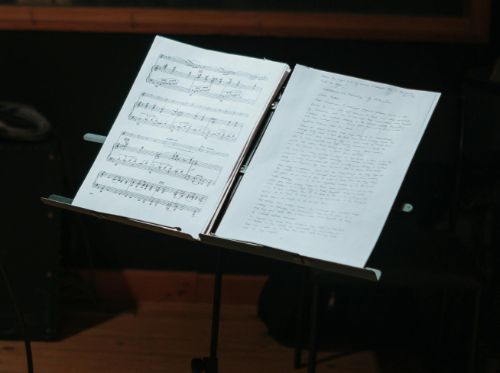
[70,35,440,275]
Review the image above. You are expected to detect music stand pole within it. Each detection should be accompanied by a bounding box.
[192,247,223,373]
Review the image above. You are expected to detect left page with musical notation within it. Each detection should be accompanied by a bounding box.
[72,36,290,238]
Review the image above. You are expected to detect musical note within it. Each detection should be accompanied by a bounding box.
[107,132,222,187]
[106,154,216,186]
[146,77,257,104]
[137,92,248,117]
[118,131,230,158]
[128,114,239,142]
[132,98,244,129]
[150,63,263,91]
[96,171,208,204]
[111,143,222,172]
[156,54,268,81]
[145,53,268,104]
[108,158,213,186]
[92,181,201,216]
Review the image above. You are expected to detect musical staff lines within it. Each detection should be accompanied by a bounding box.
[129,92,245,142]
[157,55,268,81]
[92,171,203,216]
[107,132,222,187]
[152,60,264,91]
[146,54,265,104]
[111,143,222,172]
[137,92,249,118]
[119,131,230,158]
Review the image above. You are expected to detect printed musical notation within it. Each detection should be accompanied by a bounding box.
[92,171,203,216]
[129,93,245,142]
[157,55,268,81]
[72,36,290,237]
[146,54,266,104]
[117,131,230,158]
[107,132,223,187]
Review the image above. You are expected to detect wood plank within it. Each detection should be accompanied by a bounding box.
[0,5,490,42]
[469,0,491,39]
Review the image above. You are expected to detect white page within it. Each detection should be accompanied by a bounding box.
[216,65,440,268]
[72,36,289,238]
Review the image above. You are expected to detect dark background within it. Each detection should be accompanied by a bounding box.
[0,3,498,371]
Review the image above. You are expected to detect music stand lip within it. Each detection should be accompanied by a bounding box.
[199,233,381,282]
[41,194,381,281]
[40,194,194,241]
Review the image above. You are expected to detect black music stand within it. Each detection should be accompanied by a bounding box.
[42,133,382,373]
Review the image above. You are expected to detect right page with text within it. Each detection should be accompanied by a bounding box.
[215,65,440,268]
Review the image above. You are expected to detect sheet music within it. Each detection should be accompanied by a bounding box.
[216,65,440,268]
[73,36,289,238]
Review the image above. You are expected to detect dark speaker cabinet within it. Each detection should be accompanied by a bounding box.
[0,136,62,340]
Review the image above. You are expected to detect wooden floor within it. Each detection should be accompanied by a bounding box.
[0,270,434,373]
[0,300,430,373]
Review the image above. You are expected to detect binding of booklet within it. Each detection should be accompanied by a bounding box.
[56,35,440,279]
